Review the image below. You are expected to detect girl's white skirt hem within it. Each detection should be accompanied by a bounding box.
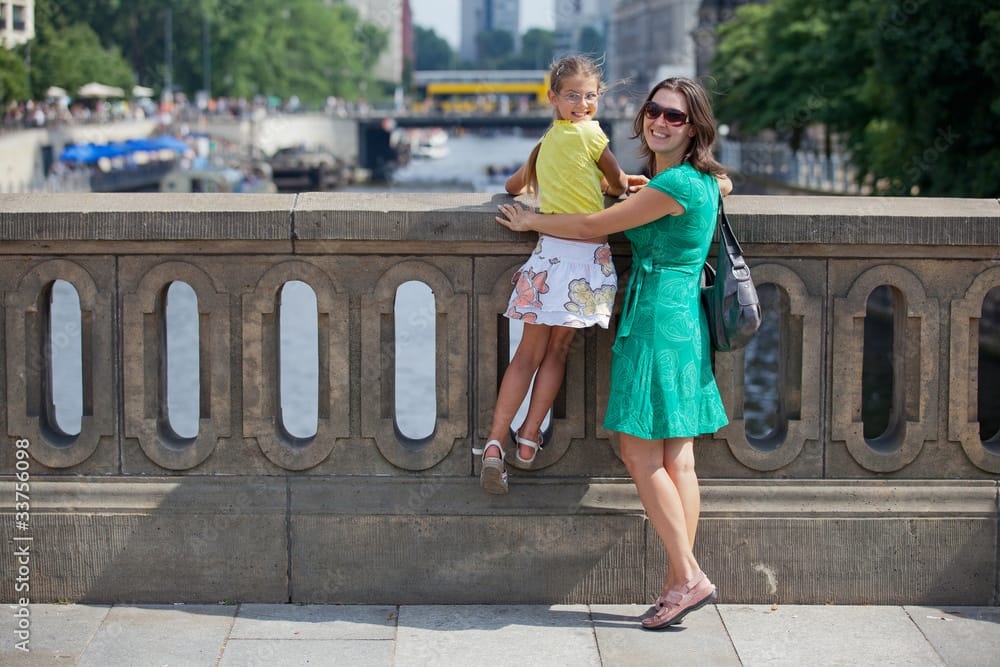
[503,235,617,329]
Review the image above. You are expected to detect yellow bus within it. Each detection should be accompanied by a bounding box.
[414,70,550,113]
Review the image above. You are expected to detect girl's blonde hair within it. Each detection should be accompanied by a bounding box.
[522,55,605,194]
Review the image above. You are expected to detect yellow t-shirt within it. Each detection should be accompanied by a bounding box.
[535,119,609,215]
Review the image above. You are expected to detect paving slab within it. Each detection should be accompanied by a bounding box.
[7,602,1000,666]
[75,604,236,667]
[1,603,109,666]
[218,639,393,667]
[231,604,396,640]
[905,606,1000,667]
[591,604,742,666]
[718,604,945,666]
[394,604,600,667]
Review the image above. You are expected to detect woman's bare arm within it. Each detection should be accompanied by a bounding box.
[496,185,683,238]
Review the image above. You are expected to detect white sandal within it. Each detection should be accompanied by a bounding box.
[473,439,508,494]
[515,434,542,464]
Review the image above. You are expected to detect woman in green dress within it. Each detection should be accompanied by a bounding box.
[496,77,732,630]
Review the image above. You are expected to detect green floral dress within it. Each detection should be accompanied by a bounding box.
[603,163,729,439]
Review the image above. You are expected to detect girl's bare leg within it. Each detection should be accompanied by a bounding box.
[483,323,551,459]
[620,434,701,593]
[516,326,576,460]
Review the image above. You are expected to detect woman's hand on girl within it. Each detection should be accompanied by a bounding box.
[717,174,734,196]
[496,203,537,232]
[626,173,650,194]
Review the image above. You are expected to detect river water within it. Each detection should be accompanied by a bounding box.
[362,129,543,193]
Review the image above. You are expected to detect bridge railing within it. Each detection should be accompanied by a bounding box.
[0,193,998,606]
[719,138,863,194]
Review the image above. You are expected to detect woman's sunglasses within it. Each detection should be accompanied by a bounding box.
[643,101,691,126]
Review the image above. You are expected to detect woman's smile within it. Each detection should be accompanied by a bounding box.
[644,90,691,158]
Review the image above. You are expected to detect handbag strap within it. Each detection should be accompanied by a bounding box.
[716,194,749,271]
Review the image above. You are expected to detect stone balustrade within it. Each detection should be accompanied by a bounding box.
[0,193,998,606]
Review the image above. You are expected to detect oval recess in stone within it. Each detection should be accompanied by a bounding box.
[395,280,437,440]
[979,286,1000,448]
[280,280,319,440]
[744,283,786,449]
[48,280,83,437]
[862,285,898,447]
[165,281,200,439]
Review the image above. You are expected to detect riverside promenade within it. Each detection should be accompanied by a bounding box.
[3,602,999,665]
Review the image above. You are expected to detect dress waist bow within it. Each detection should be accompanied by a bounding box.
[617,256,696,340]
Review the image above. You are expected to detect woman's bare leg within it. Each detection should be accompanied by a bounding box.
[620,433,701,592]
[663,438,700,548]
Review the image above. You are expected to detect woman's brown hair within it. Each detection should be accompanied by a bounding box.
[631,77,726,178]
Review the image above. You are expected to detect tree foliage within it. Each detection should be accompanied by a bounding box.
[414,26,455,70]
[512,28,555,70]
[712,0,999,197]
[470,28,555,70]
[24,0,135,100]
[411,20,560,73]
[577,26,606,61]
[475,29,515,67]
[26,0,388,105]
[0,45,28,106]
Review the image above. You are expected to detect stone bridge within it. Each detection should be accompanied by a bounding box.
[0,193,998,606]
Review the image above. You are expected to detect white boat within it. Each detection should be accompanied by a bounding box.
[409,128,450,159]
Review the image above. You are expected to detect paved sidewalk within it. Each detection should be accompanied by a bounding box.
[2,603,998,666]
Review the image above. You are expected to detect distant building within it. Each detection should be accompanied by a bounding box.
[694,0,767,78]
[346,0,412,85]
[609,0,701,95]
[460,0,520,64]
[553,0,612,65]
[0,0,34,48]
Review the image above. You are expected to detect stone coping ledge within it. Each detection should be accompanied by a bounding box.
[2,477,995,517]
[0,193,997,250]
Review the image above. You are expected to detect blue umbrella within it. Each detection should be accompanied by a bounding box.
[125,138,159,152]
[59,144,100,163]
[103,142,133,159]
[60,136,189,164]
[148,135,190,153]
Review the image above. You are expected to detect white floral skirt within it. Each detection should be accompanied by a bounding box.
[503,235,617,329]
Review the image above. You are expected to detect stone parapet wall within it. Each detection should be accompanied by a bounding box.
[0,193,997,604]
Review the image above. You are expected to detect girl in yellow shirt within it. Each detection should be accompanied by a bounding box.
[476,55,628,494]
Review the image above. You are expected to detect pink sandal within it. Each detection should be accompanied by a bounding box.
[642,572,717,630]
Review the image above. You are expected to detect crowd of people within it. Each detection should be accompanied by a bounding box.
[1,92,321,133]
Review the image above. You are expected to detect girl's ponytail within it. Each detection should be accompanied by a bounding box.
[521,140,543,194]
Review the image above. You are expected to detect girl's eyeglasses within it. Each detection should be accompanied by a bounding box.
[559,91,600,104]
[643,101,691,126]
